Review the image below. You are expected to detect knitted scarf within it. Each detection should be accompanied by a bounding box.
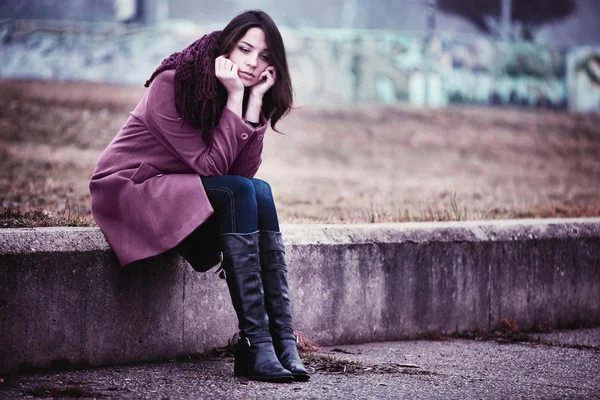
[144,30,223,142]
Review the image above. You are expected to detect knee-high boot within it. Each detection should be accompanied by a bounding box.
[259,230,310,381]
[220,231,294,383]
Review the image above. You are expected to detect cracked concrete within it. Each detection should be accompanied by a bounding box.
[0,328,598,399]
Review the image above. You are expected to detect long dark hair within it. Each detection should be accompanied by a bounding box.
[169,10,292,141]
[216,10,293,134]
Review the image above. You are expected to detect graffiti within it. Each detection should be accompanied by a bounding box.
[434,38,568,109]
[0,21,597,112]
[285,32,414,105]
[578,54,600,85]
[567,48,600,112]
[288,29,575,108]
[284,29,575,109]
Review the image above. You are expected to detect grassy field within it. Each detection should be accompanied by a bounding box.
[1,78,599,227]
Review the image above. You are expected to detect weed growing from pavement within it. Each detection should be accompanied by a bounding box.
[23,385,105,398]
[302,353,436,376]
[450,318,532,344]
[187,332,436,376]
[165,350,438,376]
[423,318,600,351]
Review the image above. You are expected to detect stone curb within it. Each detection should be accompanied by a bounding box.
[1,218,599,374]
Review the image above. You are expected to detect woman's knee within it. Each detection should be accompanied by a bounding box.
[225,175,256,197]
[206,175,256,199]
[251,178,274,203]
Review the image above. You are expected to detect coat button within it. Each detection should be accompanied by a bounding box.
[241,133,249,140]
[257,135,263,141]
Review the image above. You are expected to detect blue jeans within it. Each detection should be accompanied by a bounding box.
[176,175,280,271]
[201,175,280,234]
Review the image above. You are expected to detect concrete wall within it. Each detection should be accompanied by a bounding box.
[0,0,169,23]
[4,0,600,46]
[0,0,124,22]
[0,2,598,111]
[1,219,599,374]
[285,30,571,108]
[2,20,597,111]
[167,0,600,47]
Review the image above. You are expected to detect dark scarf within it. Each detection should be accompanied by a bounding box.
[144,30,223,142]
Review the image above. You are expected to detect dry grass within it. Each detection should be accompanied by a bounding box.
[1,78,600,227]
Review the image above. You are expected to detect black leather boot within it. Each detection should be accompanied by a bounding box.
[220,231,294,383]
[259,230,310,381]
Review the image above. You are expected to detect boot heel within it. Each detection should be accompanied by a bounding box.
[234,336,250,376]
[234,352,248,376]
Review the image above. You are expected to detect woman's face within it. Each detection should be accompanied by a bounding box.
[228,27,271,87]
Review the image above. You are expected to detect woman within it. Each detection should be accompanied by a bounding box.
[89,10,308,383]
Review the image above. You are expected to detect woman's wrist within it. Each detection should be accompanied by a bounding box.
[244,94,263,123]
[226,91,244,118]
[249,92,263,102]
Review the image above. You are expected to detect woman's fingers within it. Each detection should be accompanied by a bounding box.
[249,66,277,97]
[215,55,224,71]
[265,67,276,85]
[257,70,268,82]
[266,66,276,83]
[215,55,244,95]
[215,56,235,73]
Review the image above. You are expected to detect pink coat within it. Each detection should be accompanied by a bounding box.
[89,70,266,266]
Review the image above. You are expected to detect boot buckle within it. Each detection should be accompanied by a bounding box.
[234,336,252,350]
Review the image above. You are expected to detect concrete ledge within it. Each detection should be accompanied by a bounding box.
[1,218,599,374]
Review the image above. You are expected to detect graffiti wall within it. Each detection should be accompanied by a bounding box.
[285,31,415,105]
[0,20,597,112]
[437,39,568,109]
[285,29,572,110]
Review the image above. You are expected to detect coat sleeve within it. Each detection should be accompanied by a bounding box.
[227,120,266,178]
[143,72,256,177]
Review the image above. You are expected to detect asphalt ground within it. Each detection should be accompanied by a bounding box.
[1,328,599,400]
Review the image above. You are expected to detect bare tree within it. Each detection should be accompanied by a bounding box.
[437,0,576,40]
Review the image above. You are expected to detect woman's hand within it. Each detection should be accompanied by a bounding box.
[250,66,276,99]
[215,56,244,96]
[245,66,276,123]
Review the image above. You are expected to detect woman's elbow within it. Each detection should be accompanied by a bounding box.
[195,153,230,176]
[237,160,262,178]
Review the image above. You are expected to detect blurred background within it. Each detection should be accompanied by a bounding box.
[0,0,599,225]
[2,0,600,110]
